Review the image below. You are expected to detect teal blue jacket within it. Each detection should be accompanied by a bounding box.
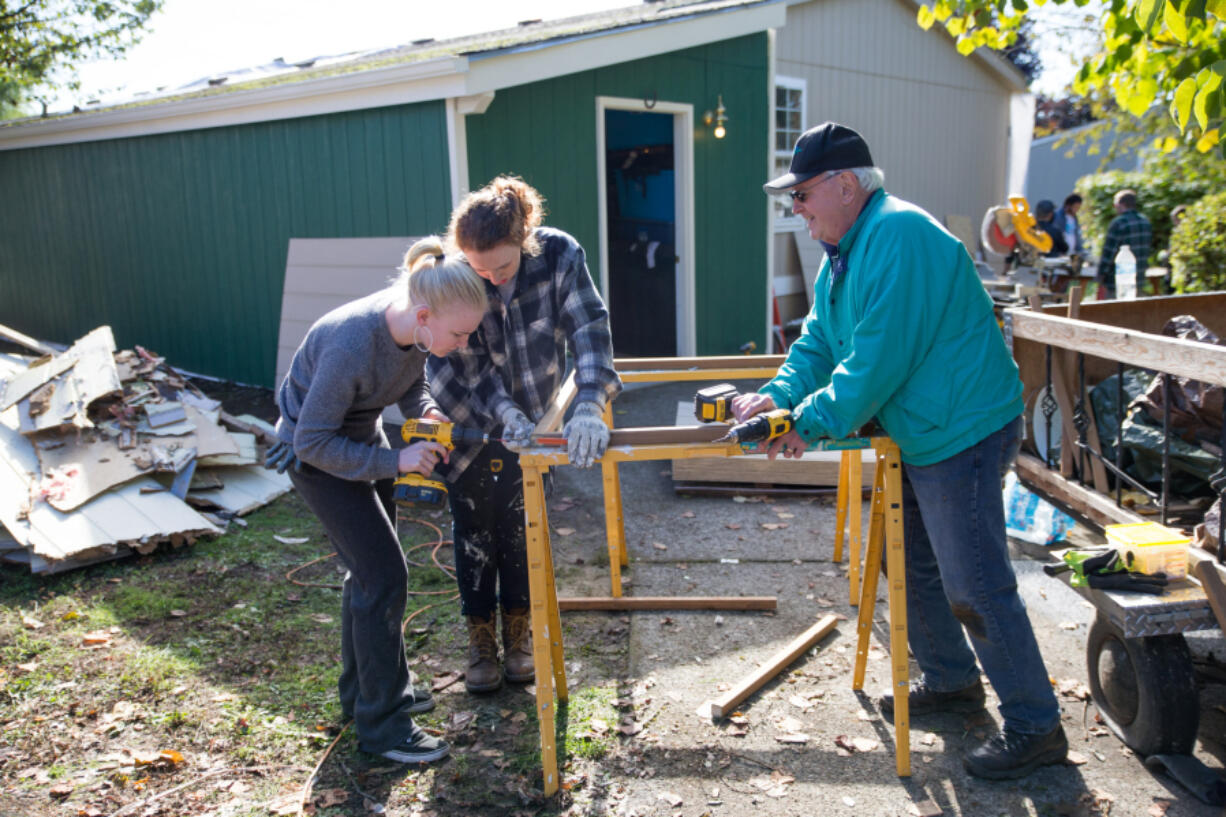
[760,189,1022,465]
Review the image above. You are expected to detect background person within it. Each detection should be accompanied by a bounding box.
[1033,199,1069,257]
[1060,193,1084,257]
[736,122,1067,780]
[428,176,622,693]
[268,238,488,764]
[1097,189,1152,297]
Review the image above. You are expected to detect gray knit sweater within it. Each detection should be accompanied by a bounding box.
[274,288,438,482]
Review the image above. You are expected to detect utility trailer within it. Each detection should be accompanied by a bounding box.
[1006,292,1226,760]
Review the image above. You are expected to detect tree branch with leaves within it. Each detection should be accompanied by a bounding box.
[0,0,163,116]
[915,0,1225,157]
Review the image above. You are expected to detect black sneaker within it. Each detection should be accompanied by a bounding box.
[361,726,450,764]
[407,672,435,714]
[879,678,986,717]
[963,724,1068,779]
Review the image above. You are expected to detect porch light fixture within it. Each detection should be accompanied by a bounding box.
[703,95,728,139]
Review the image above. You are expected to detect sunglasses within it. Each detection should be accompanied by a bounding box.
[789,171,842,203]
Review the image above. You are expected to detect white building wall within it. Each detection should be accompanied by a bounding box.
[775,0,1020,243]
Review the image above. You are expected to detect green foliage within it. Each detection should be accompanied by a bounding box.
[915,1,1226,155]
[1075,168,1216,261]
[1170,190,1226,292]
[0,0,163,115]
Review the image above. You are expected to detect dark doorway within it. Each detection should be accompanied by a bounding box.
[604,109,676,357]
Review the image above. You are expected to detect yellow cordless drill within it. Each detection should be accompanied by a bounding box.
[712,408,795,444]
[392,419,492,507]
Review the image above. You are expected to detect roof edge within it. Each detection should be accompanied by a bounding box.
[0,0,787,151]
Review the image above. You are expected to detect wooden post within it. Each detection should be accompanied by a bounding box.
[848,452,863,605]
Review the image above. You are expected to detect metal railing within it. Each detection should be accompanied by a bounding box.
[1005,301,1226,565]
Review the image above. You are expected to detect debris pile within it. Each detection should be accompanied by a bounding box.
[0,324,290,573]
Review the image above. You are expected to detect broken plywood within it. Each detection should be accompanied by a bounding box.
[0,400,220,572]
[17,326,121,435]
[186,465,291,516]
[670,402,874,488]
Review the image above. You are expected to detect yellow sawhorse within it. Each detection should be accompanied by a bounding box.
[518,433,911,795]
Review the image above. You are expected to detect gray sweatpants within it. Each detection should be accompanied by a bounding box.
[289,462,417,753]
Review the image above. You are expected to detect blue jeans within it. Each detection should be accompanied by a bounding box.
[902,415,1060,735]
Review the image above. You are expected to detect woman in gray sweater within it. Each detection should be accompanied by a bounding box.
[270,237,487,764]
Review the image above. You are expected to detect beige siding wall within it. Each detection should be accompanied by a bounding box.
[775,0,1016,240]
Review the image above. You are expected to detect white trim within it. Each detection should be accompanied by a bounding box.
[771,73,807,234]
[444,92,492,208]
[595,95,697,358]
[0,57,470,151]
[0,3,787,151]
[766,29,778,353]
[465,3,786,96]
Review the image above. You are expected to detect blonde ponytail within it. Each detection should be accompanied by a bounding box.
[397,236,487,314]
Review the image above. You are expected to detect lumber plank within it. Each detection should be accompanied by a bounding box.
[1015,452,1145,529]
[1009,309,1226,387]
[0,322,57,356]
[1065,290,1110,493]
[703,614,838,718]
[615,355,786,371]
[556,596,776,611]
[535,371,576,436]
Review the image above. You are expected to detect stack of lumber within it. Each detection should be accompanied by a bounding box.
[0,325,290,574]
[670,402,874,490]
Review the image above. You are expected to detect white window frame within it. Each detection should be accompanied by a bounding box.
[772,75,807,231]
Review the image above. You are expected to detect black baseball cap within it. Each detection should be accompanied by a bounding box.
[764,122,874,192]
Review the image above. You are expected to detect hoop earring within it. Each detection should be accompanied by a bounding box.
[413,324,434,353]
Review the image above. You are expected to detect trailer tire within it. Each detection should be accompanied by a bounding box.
[1085,612,1198,757]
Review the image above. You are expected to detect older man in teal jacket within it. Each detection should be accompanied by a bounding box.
[736,123,1066,779]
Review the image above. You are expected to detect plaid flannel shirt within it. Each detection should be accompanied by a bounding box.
[427,227,622,478]
[1097,209,1152,289]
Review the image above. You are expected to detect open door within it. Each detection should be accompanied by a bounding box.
[597,97,695,358]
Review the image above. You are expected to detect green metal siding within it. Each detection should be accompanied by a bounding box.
[0,101,451,386]
[466,32,769,355]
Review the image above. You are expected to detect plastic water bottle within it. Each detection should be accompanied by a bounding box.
[1114,245,1137,299]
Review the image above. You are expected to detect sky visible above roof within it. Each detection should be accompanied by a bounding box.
[50,0,760,113]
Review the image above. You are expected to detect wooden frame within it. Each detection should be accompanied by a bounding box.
[520,356,911,794]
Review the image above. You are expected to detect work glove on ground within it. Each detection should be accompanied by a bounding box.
[563,401,609,469]
[264,440,301,474]
[499,405,536,448]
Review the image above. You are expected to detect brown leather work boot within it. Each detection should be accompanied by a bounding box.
[501,608,535,684]
[465,615,502,693]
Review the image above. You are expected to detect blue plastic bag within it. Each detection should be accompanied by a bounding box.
[1003,471,1076,545]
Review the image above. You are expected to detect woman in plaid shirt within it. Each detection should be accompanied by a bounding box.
[428,176,622,692]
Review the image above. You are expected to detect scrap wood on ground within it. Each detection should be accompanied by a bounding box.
[0,323,290,574]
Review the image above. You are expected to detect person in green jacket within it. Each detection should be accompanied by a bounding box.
[737,122,1067,780]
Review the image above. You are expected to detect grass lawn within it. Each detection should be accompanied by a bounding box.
[0,490,628,817]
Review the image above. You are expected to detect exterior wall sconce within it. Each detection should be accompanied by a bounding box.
[703,95,728,139]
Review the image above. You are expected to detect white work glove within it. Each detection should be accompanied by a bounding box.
[563,401,609,469]
[499,405,536,448]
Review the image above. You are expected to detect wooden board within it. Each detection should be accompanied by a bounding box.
[277,237,419,425]
[669,402,875,488]
[557,596,776,611]
[197,432,258,466]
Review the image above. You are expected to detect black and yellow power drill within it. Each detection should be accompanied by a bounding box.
[712,408,795,445]
[392,419,491,507]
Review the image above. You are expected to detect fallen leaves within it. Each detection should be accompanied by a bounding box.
[833,734,879,755]
[21,614,45,629]
[554,527,576,536]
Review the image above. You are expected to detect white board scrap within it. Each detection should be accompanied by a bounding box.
[188,465,292,516]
